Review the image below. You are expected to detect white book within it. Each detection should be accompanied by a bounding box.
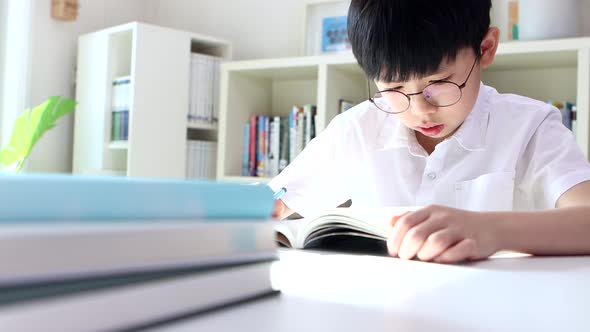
[0,262,275,332]
[186,142,191,179]
[304,104,312,147]
[188,141,195,179]
[213,58,220,123]
[0,221,276,285]
[200,141,205,179]
[212,142,218,179]
[275,207,420,250]
[269,117,280,177]
[289,107,299,164]
[204,142,211,179]
[202,142,206,179]
[207,57,213,123]
[296,110,304,156]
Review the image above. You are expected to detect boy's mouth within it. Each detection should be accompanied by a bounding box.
[417,124,445,137]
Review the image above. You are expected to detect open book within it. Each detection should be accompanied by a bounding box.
[275,207,419,255]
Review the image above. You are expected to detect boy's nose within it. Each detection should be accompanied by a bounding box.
[409,95,438,115]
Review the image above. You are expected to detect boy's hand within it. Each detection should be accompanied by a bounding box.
[271,199,292,220]
[387,205,499,263]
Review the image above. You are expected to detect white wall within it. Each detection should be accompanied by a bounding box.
[143,0,305,60]
[22,0,590,173]
[0,0,6,148]
[24,0,147,173]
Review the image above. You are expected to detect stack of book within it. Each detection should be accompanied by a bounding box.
[0,174,277,331]
[243,104,317,178]
[189,53,222,126]
[186,140,217,180]
[111,76,131,141]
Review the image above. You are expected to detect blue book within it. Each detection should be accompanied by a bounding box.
[0,174,273,221]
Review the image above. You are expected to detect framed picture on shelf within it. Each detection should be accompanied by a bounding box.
[302,0,350,56]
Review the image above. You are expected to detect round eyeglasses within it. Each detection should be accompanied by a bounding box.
[368,57,478,114]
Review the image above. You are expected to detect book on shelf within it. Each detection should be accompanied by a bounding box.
[188,53,222,125]
[279,117,289,173]
[242,124,250,176]
[111,110,129,141]
[244,105,316,178]
[338,99,354,113]
[256,116,267,176]
[0,261,276,332]
[186,140,217,180]
[111,76,131,113]
[249,114,257,176]
[269,116,281,177]
[275,207,419,254]
[548,100,576,132]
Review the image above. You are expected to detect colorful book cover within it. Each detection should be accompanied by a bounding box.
[264,116,270,177]
[256,116,266,177]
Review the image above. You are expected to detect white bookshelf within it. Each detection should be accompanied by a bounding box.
[217,37,590,183]
[73,22,231,179]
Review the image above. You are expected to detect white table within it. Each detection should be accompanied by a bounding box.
[153,250,590,332]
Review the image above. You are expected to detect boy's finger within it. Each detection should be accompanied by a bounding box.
[387,208,431,257]
[397,219,447,260]
[416,229,461,262]
[390,211,410,226]
[434,238,477,264]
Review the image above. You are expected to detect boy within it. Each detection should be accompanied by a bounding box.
[269,0,590,263]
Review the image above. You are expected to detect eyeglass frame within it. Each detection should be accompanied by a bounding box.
[367,56,479,114]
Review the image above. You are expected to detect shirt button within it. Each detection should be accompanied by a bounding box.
[427,172,437,180]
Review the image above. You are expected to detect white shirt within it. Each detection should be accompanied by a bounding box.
[268,83,590,217]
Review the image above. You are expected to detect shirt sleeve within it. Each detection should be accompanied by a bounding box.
[517,107,590,209]
[267,115,351,217]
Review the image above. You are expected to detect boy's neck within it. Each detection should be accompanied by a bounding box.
[415,132,442,155]
[415,123,464,155]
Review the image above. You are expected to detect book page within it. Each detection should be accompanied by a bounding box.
[274,219,311,248]
[301,206,420,244]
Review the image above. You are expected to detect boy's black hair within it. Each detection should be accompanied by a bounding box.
[348,0,492,82]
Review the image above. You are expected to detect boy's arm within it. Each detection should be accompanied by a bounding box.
[387,181,590,263]
[492,181,590,255]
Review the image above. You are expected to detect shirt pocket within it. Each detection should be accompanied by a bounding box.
[454,171,516,211]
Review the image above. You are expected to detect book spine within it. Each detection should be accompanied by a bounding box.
[264,116,270,177]
[269,117,280,177]
[311,105,317,139]
[296,108,304,155]
[279,117,289,172]
[242,124,250,176]
[249,114,257,176]
[256,115,265,177]
[304,104,312,147]
[113,112,120,141]
[289,107,297,163]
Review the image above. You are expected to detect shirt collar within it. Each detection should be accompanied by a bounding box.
[375,82,491,153]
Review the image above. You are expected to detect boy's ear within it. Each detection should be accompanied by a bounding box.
[480,27,500,68]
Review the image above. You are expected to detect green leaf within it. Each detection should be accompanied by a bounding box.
[0,96,77,171]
